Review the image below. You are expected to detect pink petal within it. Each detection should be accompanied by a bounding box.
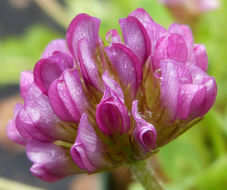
[78,38,103,91]
[129,8,167,54]
[193,44,208,71]
[71,143,96,172]
[188,65,217,116]
[63,68,88,115]
[177,63,193,84]
[105,43,142,97]
[27,140,82,182]
[169,24,194,46]
[66,13,100,62]
[30,164,61,183]
[129,8,154,24]
[16,84,75,142]
[16,108,49,142]
[34,52,74,95]
[169,24,196,62]
[96,87,130,135]
[48,79,79,122]
[20,71,34,99]
[106,29,122,43]
[177,84,207,119]
[160,60,181,121]
[7,104,27,145]
[119,15,151,63]
[71,114,109,172]
[102,71,124,102]
[153,33,188,71]
[132,100,156,151]
[41,39,70,58]
[149,23,168,54]
[48,68,88,122]
[200,77,217,116]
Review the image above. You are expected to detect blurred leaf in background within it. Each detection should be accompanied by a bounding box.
[0,26,61,84]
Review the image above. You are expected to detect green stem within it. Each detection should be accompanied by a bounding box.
[130,160,164,190]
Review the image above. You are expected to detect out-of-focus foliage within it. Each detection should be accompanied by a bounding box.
[0,25,61,84]
[0,0,226,190]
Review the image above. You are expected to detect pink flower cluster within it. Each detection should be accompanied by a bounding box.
[159,0,220,23]
[7,8,217,182]
[160,0,220,12]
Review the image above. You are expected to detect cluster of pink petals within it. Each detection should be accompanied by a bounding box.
[159,0,220,23]
[7,8,217,182]
[160,0,220,12]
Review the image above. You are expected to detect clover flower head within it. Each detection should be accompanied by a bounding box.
[7,8,217,182]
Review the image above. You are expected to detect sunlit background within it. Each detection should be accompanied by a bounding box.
[0,0,226,190]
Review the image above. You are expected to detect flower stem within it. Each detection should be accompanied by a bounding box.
[130,159,164,190]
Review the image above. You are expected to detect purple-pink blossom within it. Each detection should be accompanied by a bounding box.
[159,0,220,23]
[7,8,217,182]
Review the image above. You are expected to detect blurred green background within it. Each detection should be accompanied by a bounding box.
[0,0,226,190]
